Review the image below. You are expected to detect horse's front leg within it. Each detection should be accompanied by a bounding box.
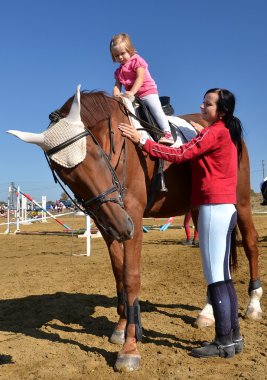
[114,217,143,372]
[99,233,127,345]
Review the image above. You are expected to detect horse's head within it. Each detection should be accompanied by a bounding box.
[7,85,134,242]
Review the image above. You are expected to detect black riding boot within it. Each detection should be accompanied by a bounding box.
[201,327,244,354]
[232,327,244,354]
[191,332,235,358]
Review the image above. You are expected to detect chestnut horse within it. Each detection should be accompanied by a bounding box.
[7,86,262,372]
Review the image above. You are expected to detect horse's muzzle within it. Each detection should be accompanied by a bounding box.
[106,215,134,242]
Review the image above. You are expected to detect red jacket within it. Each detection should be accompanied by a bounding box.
[142,120,238,207]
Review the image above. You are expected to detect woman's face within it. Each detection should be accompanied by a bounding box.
[112,44,131,64]
[200,92,220,124]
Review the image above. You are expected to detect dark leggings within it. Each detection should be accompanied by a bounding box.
[208,280,239,337]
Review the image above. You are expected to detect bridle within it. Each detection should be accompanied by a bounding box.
[44,95,162,231]
[45,114,127,231]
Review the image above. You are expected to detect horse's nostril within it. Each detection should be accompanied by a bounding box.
[127,217,134,238]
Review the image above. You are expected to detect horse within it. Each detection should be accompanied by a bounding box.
[7,86,263,371]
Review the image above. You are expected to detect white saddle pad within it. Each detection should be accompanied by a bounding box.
[167,116,197,147]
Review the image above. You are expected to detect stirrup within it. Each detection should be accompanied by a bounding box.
[158,159,168,192]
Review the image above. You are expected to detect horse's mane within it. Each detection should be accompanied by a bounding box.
[60,90,112,127]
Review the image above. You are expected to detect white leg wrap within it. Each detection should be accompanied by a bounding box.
[245,287,263,320]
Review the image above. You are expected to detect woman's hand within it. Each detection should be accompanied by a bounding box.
[189,120,204,133]
[118,122,141,144]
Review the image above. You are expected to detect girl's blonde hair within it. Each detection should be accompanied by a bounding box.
[110,33,136,62]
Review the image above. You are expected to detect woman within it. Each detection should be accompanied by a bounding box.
[118,88,244,358]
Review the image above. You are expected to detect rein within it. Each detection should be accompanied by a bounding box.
[45,116,127,230]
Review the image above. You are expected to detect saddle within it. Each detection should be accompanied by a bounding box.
[159,96,175,116]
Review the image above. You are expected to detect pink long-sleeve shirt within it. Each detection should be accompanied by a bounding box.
[114,54,158,98]
[142,120,238,207]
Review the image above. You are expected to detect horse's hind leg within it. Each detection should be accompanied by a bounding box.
[236,144,263,319]
[237,206,263,320]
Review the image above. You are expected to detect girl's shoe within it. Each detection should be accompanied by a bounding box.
[158,132,174,146]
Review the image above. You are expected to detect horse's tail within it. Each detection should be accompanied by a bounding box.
[230,226,238,271]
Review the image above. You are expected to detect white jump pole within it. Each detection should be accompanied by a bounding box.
[21,194,27,222]
[16,188,71,230]
[15,186,20,232]
[85,215,91,256]
[75,214,91,257]
[41,195,47,223]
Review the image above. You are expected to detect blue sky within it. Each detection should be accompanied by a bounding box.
[1,0,267,201]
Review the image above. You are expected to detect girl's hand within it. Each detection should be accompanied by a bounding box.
[125,91,135,98]
[124,91,135,103]
[189,120,204,133]
[122,92,135,102]
[118,122,141,144]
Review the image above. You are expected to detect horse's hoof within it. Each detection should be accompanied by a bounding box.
[109,329,125,345]
[114,353,141,372]
[193,315,215,328]
[244,307,263,320]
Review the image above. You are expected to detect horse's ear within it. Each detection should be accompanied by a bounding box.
[65,84,82,125]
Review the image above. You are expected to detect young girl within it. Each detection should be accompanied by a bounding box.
[110,33,174,145]
[118,88,244,359]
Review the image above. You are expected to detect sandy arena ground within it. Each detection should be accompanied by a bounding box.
[0,211,266,380]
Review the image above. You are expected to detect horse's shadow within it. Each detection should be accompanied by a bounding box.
[259,236,267,243]
[143,239,199,246]
[140,300,202,350]
[0,293,201,366]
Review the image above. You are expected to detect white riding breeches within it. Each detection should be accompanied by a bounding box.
[141,93,171,133]
[198,204,237,285]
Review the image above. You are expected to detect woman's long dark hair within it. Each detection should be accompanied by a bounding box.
[205,88,243,163]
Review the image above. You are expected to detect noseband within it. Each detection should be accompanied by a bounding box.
[45,118,126,230]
